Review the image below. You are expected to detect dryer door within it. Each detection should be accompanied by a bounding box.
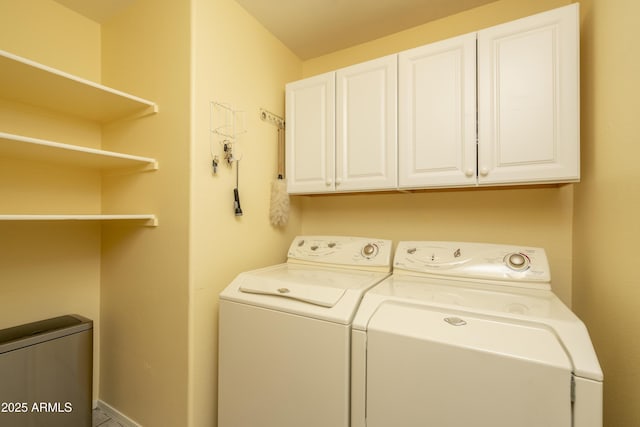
[365,303,573,427]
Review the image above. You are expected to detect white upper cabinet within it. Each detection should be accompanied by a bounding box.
[477,4,579,185]
[285,71,335,194]
[286,56,397,194]
[336,54,397,192]
[398,33,477,189]
[285,4,579,194]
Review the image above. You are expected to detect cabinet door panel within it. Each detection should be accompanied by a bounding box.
[285,72,335,194]
[336,55,397,192]
[477,4,579,185]
[399,33,477,188]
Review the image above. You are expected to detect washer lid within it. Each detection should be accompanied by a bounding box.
[239,279,346,308]
[353,275,603,381]
[220,263,390,324]
[365,302,574,427]
[368,301,572,370]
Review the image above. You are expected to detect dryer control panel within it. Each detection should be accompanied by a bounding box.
[288,236,392,271]
[394,241,550,285]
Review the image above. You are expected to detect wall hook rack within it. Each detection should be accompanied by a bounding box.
[260,108,285,129]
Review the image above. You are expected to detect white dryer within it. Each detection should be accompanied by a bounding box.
[218,235,392,427]
[351,241,603,427]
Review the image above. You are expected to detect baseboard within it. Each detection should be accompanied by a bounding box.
[95,400,143,427]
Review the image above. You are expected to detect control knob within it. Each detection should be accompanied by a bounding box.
[361,243,379,258]
[505,252,530,271]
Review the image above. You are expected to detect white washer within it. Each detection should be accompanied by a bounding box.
[352,241,603,427]
[218,235,392,427]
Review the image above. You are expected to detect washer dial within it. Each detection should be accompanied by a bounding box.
[505,252,530,271]
[361,243,379,258]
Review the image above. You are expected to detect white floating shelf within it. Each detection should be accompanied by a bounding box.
[0,49,157,123]
[0,214,158,227]
[0,132,158,170]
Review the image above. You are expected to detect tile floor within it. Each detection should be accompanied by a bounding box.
[93,407,126,427]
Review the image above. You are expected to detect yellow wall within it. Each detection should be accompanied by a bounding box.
[573,0,640,425]
[100,0,192,425]
[0,0,101,80]
[299,0,576,304]
[189,0,302,424]
[0,0,102,400]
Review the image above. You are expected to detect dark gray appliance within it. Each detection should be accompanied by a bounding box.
[0,314,93,427]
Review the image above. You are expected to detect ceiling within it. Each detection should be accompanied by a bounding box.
[54,0,135,23]
[235,0,498,59]
[54,0,498,59]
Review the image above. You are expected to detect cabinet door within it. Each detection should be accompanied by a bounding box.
[285,72,335,194]
[336,55,397,192]
[477,4,579,185]
[398,33,477,188]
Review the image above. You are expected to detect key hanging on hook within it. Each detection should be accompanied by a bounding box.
[212,155,219,174]
[223,140,234,165]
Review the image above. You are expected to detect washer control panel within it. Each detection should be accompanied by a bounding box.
[393,241,550,284]
[288,236,392,269]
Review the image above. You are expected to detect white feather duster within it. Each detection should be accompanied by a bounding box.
[270,178,289,226]
[270,127,289,227]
